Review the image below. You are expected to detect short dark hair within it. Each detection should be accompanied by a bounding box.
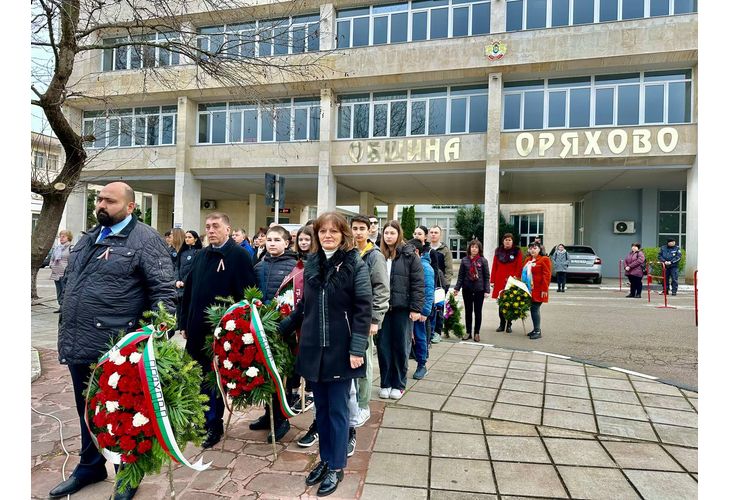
[468,239,483,256]
[667,238,676,244]
[528,242,540,249]
[267,225,291,241]
[408,238,424,254]
[164,230,171,237]
[632,242,642,249]
[417,225,429,235]
[351,215,371,227]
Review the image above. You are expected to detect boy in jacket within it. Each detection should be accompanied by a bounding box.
[408,239,434,379]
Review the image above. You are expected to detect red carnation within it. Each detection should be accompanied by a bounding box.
[137,440,153,454]
[142,425,155,437]
[119,393,136,409]
[122,453,138,464]
[120,344,137,357]
[241,349,255,366]
[279,304,291,316]
[96,432,114,448]
[119,436,137,452]
[255,350,266,364]
[92,411,107,428]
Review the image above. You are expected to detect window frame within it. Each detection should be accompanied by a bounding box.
[101,32,181,72]
[82,106,177,149]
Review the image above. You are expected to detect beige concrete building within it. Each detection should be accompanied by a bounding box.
[64,0,698,279]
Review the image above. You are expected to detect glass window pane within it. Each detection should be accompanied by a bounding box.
[120,117,133,146]
[673,0,696,14]
[338,106,351,138]
[668,82,691,123]
[162,115,174,144]
[353,17,370,46]
[472,3,490,34]
[411,101,426,134]
[274,26,289,55]
[574,0,595,24]
[526,0,547,29]
[529,216,538,234]
[115,46,128,70]
[390,101,407,136]
[595,73,640,84]
[258,28,273,56]
[412,11,428,40]
[374,103,388,137]
[617,85,640,125]
[595,88,615,125]
[453,7,469,37]
[622,0,644,19]
[552,0,569,26]
[450,98,467,133]
[308,23,320,51]
[294,108,308,140]
[211,112,225,143]
[103,47,114,71]
[650,0,670,16]
[569,88,590,127]
[93,119,106,148]
[644,85,665,123]
[391,12,408,42]
[134,117,146,145]
[428,98,447,134]
[524,91,544,129]
[229,111,242,142]
[659,213,679,233]
[337,20,351,48]
[644,69,691,82]
[503,94,522,129]
[682,192,687,210]
[107,119,119,147]
[276,107,291,141]
[659,191,680,211]
[243,110,258,142]
[130,45,142,69]
[507,0,524,31]
[430,8,449,39]
[600,0,618,21]
[310,106,320,140]
[261,111,274,141]
[373,17,388,44]
[469,94,487,132]
[548,91,566,127]
[292,26,306,53]
[354,103,370,138]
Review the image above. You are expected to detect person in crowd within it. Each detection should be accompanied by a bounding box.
[51,182,175,500]
[232,227,255,257]
[551,243,570,292]
[533,236,548,256]
[50,229,73,313]
[296,225,314,260]
[659,238,682,295]
[522,242,552,340]
[164,230,172,247]
[368,215,381,246]
[624,243,646,298]
[179,212,256,449]
[378,221,424,400]
[491,233,523,333]
[407,238,434,377]
[279,212,372,497]
[254,227,268,264]
[168,228,185,266]
[454,239,490,342]
[174,230,202,324]
[428,225,452,341]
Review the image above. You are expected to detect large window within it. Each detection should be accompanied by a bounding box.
[33,151,59,171]
[657,190,686,248]
[336,1,490,48]
[102,33,180,71]
[337,85,487,139]
[503,70,692,130]
[197,98,320,144]
[506,0,696,31]
[83,106,178,148]
[510,213,544,247]
[197,15,319,60]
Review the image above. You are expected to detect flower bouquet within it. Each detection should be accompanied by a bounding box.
[443,292,466,339]
[85,305,210,495]
[497,276,532,334]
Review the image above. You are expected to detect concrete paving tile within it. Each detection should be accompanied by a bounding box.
[355,424,380,451]
[374,428,430,455]
[602,441,683,471]
[545,382,590,399]
[431,430,488,459]
[542,409,598,433]
[428,370,465,384]
[178,491,230,500]
[500,379,544,394]
[483,419,538,436]
[190,468,231,491]
[639,393,695,411]
[490,403,542,425]
[585,366,629,379]
[410,379,457,396]
[479,349,513,359]
[442,396,493,418]
[430,491,497,500]
[496,389,543,407]
[440,354,478,364]
[365,452,429,488]
[557,466,641,499]
[460,374,504,389]
[397,390,447,411]
[537,426,595,439]
[680,389,697,398]
[361,484,428,500]
[473,356,510,368]
[507,360,545,372]
[380,407,431,430]
[430,457,496,493]
[544,438,616,467]
[242,442,285,458]
[663,445,698,473]
[591,387,641,405]
[492,462,568,498]
[511,352,548,363]
[645,407,698,428]
[430,361,469,373]
[596,416,658,441]
[505,368,545,382]
[547,356,579,365]
[246,472,308,496]
[588,377,634,391]
[546,363,586,376]
[688,398,697,411]
[653,423,698,447]
[632,381,683,396]
[269,450,315,472]
[487,436,550,463]
[432,412,484,434]
[451,384,499,401]
[623,470,697,500]
[594,400,649,421]
[467,364,507,377]
[544,394,594,414]
[546,372,589,387]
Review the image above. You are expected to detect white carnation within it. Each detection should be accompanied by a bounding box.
[132,412,150,427]
[105,401,120,413]
[223,341,231,351]
[214,327,222,338]
[129,352,142,364]
[107,423,114,435]
[109,350,126,366]
[245,366,259,378]
[226,382,237,389]
[225,320,236,331]
[223,359,233,369]
[242,333,254,345]
[107,372,121,389]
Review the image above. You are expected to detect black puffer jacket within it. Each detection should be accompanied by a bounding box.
[175,247,200,300]
[58,218,176,365]
[387,244,425,313]
[455,255,491,293]
[254,251,298,303]
[280,249,372,383]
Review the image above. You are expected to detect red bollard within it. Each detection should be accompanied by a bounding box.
[647,261,652,303]
[618,260,623,292]
[694,270,698,326]
[656,262,676,309]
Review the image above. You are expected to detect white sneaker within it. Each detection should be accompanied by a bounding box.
[353,407,371,427]
[389,388,404,400]
[379,387,391,399]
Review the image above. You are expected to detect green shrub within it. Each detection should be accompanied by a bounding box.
[639,247,686,280]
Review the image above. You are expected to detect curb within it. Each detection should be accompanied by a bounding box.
[31,347,41,383]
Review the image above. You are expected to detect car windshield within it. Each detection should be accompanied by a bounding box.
[564,246,596,255]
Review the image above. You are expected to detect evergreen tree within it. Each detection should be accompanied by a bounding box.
[400,205,416,239]
[454,205,484,243]
[499,211,520,244]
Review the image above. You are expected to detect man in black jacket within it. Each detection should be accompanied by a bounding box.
[51,182,176,500]
[179,212,256,448]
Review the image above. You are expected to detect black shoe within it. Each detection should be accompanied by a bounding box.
[290,393,314,412]
[529,330,542,340]
[464,334,472,340]
[305,460,329,486]
[347,427,356,457]
[526,329,535,336]
[298,420,319,447]
[506,324,512,333]
[635,294,642,298]
[202,428,222,448]
[495,324,505,332]
[267,419,290,443]
[114,485,138,500]
[49,471,108,498]
[249,412,270,430]
[671,292,677,296]
[317,469,344,497]
[625,294,635,298]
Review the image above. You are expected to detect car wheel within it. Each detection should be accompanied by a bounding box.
[593,276,602,284]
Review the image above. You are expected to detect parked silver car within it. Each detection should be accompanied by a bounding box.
[549,245,603,284]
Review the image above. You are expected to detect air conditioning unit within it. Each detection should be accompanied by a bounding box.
[201,200,217,210]
[613,220,636,234]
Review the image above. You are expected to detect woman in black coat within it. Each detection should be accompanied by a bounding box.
[454,239,490,342]
[280,212,372,497]
[377,220,424,400]
[174,230,203,322]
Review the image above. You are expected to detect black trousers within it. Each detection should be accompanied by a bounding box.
[377,309,412,390]
[462,288,485,335]
[628,275,643,297]
[530,302,543,331]
[309,379,351,470]
[68,364,107,480]
[556,272,567,289]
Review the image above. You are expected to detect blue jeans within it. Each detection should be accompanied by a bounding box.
[309,379,351,470]
[666,266,679,293]
[413,320,429,365]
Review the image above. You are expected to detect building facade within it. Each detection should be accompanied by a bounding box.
[63,0,698,280]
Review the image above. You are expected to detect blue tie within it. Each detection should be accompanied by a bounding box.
[98,227,112,242]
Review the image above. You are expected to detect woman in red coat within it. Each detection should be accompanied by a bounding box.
[491,233,523,333]
[521,242,552,339]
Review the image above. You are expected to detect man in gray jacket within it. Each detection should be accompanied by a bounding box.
[51,182,175,500]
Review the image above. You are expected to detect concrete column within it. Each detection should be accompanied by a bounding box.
[65,182,88,238]
[491,0,507,34]
[359,192,375,217]
[684,158,698,284]
[483,72,503,265]
[173,96,202,229]
[320,4,336,51]
[152,194,174,233]
[299,206,312,225]
[248,193,266,234]
[387,204,397,222]
[151,194,161,231]
[317,89,337,214]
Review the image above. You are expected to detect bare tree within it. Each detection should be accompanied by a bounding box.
[30,0,332,298]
